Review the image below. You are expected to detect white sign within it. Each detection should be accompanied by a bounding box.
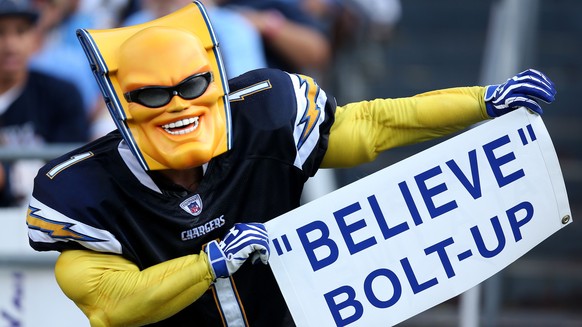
[266,109,572,327]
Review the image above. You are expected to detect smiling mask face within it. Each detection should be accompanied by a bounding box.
[118,27,227,169]
[77,2,231,170]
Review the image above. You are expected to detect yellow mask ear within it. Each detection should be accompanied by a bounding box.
[77,1,232,170]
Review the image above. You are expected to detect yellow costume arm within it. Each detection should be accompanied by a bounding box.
[55,249,214,327]
[322,86,489,168]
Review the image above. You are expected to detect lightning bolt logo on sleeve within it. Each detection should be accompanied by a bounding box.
[295,74,322,149]
[27,207,103,241]
[26,196,122,254]
[290,73,328,170]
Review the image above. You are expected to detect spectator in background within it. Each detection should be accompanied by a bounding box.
[0,0,89,206]
[326,0,402,103]
[123,0,267,78]
[77,0,131,29]
[28,0,113,140]
[29,0,101,116]
[220,0,332,78]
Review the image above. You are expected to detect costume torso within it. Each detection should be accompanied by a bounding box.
[28,68,335,326]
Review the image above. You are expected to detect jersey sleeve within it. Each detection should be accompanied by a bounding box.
[322,86,488,168]
[229,68,336,177]
[287,72,336,176]
[26,150,124,255]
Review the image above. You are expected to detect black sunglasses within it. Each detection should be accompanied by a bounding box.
[123,72,213,108]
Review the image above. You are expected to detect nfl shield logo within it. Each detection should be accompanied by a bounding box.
[180,194,203,216]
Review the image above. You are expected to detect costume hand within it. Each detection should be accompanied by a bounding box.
[205,223,270,279]
[484,69,556,117]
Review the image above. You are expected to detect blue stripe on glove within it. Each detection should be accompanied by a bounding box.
[484,69,556,117]
[206,240,229,279]
[205,223,270,279]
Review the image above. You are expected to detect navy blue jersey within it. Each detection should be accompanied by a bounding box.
[0,70,88,144]
[27,68,335,326]
[0,70,89,206]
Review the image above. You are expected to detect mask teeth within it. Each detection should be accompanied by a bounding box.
[163,117,199,135]
[163,117,198,129]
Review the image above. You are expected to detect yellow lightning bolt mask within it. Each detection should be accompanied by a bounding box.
[77,1,231,170]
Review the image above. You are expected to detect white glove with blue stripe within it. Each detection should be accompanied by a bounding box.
[484,69,556,117]
[205,223,270,279]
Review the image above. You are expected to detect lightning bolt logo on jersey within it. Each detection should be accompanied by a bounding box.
[290,74,328,171]
[295,74,323,149]
[27,68,335,326]
[27,208,102,241]
[27,197,122,254]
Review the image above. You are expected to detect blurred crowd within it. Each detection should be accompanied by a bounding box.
[0,0,401,207]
